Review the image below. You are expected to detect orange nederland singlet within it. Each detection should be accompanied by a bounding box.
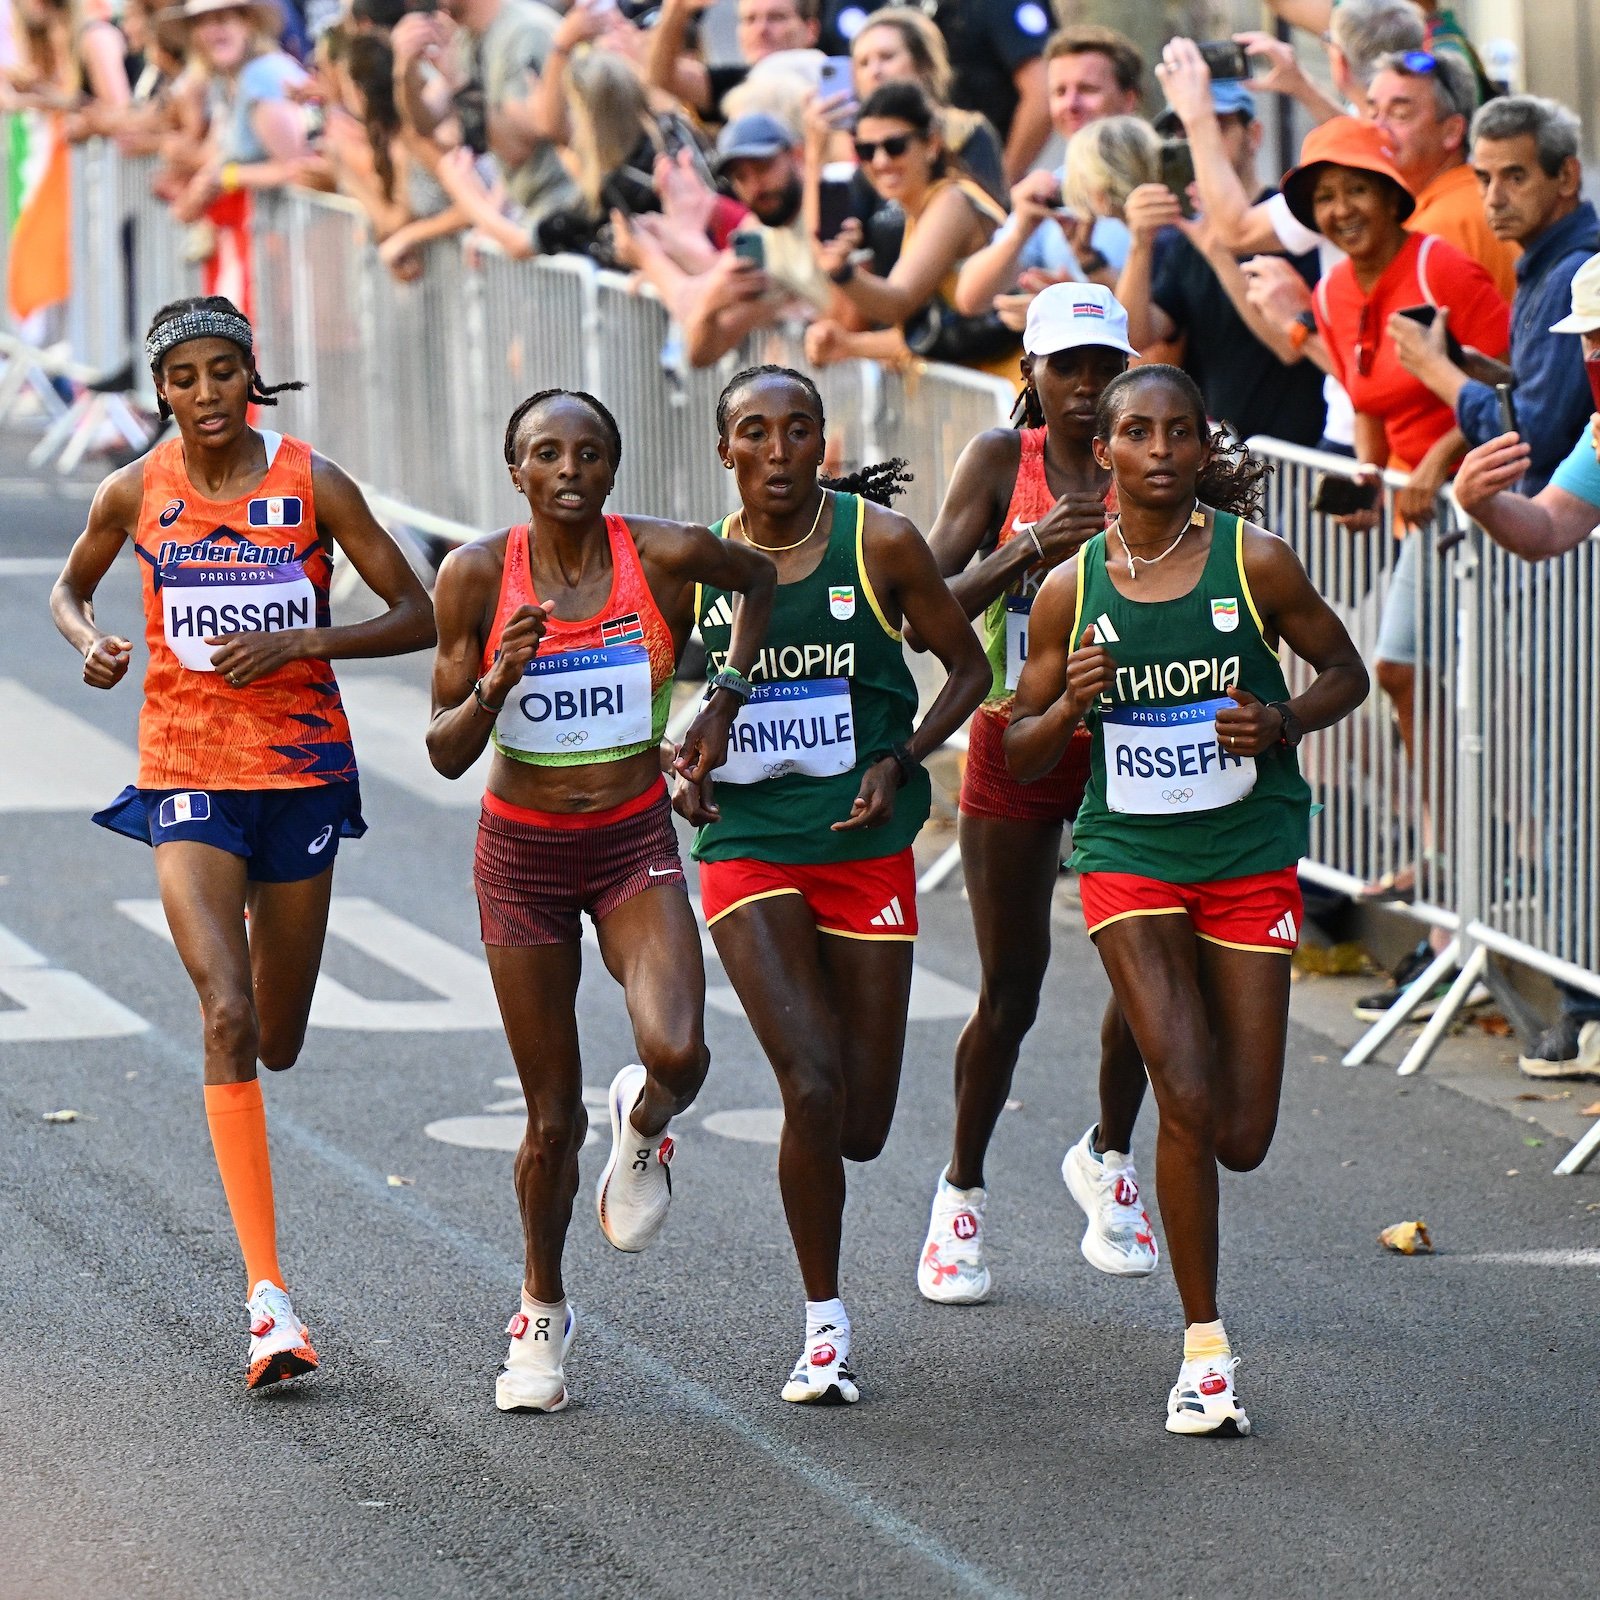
[133,430,356,790]
[482,517,676,768]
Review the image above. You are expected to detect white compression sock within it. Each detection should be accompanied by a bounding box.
[805,1298,849,1345]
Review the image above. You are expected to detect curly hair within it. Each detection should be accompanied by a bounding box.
[503,389,623,469]
[1094,365,1270,522]
[715,366,910,504]
[145,296,304,423]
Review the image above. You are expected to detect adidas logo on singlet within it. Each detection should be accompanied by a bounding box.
[704,596,734,629]
[869,897,907,929]
[1268,912,1298,943]
[1092,613,1120,643]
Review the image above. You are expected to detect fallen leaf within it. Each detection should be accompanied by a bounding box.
[1505,1168,1519,1177]
[1379,1220,1433,1255]
[1003,1099,1022,1111]
[1580,1101,1600,1118]
[1473,1013,1513,1036]
[1311,1055,1329,1064]
[1523,1136,1544,1148]
[386,1175,414,1187]
[1340,1158,1357,1167]
[124,1070,138,1081]
[42,1109,81,1123]
[1515,1090,1569,1102]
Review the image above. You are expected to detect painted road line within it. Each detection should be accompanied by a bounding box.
[0,556,69,575]
[337,674,486,808]
[0,922,148,1042]
[0,679,136,812]
[1452,1250,1600,1268]
[116,896,503,1031]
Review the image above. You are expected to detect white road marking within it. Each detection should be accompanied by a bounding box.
[0,679,136,812]
[701,1108,783,1145]
[424,1081,611,1151]
[0,922,148,1042]
[1453,1250,1600,1268]
[0,556,68,575]
[337,675,485,807]
[116,895,503,1031]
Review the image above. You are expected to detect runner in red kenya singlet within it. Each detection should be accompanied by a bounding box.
[915,284,1155,1303]
[426,389,775,1414]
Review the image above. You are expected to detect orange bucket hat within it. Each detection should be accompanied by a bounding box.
[1280,116,1414,233]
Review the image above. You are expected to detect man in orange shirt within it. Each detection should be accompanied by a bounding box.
[1369,48,1518,300]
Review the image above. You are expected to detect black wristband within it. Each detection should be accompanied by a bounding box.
[473,677,505,715]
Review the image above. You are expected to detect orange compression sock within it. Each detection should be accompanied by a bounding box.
[203,1080,285,1292]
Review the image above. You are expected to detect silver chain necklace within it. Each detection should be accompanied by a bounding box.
[1112,501,1205,580]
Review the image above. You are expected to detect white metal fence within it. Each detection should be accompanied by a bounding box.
[6,140,1598,1172]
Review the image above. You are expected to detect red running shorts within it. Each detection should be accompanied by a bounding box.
[698,847,918,940]
[1079,865,1303,954]
[959,707,1091,825]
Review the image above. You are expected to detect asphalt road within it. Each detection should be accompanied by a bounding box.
[2,436,1597,1600]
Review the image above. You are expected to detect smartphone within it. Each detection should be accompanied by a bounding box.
[731,230,766,271]
[1395,304,1467,367]
[818,55,854,104]
[1197,40,1250,81]
[1495,382,1518,436]
[1159,138,1196,218]
[817,173,855,243]
[1312,473,1380,518]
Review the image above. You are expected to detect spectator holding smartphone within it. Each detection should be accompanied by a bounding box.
[1390,96,1599,495]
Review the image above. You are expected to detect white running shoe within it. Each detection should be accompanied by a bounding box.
[495,1301,577,1413]
[246,1280,318,1391]
[596,1063,674,1252]
[780,1324,859,1405]
[916,1174,991,1304]
[1165,1353,1251,1437]
[1061,1126,1159,1277]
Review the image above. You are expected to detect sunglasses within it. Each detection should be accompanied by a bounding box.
[854,133,917,163]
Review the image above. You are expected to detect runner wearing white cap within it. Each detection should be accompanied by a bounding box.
[914,283,1159,1305]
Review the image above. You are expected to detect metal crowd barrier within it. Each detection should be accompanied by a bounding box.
[16,143,1600,1171]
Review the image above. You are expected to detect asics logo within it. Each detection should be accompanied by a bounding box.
[307,824,333,854]
[951,1211,978,1241]
[1161,788,1194,804]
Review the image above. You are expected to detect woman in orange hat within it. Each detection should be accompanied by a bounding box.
[1282,115,1508,903]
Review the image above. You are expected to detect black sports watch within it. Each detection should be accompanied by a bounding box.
[1269,701,1303,749]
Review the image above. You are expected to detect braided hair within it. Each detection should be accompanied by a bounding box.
[503,389,623,469]
[714,365,913,506]
[1094,365,1270,522]
[145,297,304,423]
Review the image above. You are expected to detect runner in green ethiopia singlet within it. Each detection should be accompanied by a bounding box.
[693,491,930,865]
[1069,511,1312,885]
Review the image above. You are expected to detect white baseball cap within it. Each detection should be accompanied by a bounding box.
[1549,251,1600,335]
[1022,282,1138,359]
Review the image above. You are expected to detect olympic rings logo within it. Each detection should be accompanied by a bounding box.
[1162,788,1194,804]
[556,730,590,747]
[763,761,797,779]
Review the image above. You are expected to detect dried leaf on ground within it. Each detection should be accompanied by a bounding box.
[41,1109,81,1123]
[1379,1220,1433,1255]
[1473,1013,1514,1036]
[1580,1101,1600,1118]
[1515,1090,1569,1102]
[386,1174,414,1187]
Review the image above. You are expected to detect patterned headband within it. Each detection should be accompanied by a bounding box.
[145,309,254,369]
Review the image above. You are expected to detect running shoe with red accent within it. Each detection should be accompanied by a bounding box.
[246,1280,318,1390]
[916,1173,991,1304]
[495,1301,577,1413]
[596,1063,674,1252]
[1061,1126,1159,1277]
[1165,1353,1251,1437]
[780,1324,859,1405]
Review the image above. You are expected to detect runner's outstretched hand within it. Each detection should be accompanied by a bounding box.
[833,754,901,831]
[1063,624,1114,718]
[1213,685,1280,756]
[671,771,719,825]
[674,699,735,784]
[82,634,132,689]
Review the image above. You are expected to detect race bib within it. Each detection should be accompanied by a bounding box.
[161,562,316,672]
[495,644,653,755]
[1102,697,1257,816]
[718,678,855,785]
[1004,596,1030,690]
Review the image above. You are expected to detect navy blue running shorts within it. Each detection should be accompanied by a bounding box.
[92,781,366,882]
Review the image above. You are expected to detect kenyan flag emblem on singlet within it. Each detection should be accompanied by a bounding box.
[601,612,644,646]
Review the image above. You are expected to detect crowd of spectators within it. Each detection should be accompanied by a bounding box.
[5,0,1599,1072]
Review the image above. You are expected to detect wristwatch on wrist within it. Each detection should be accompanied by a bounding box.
[1269,701,1303,748]
[886,741,920,787]
[1286,310,1317,352]
[705,667,753,704]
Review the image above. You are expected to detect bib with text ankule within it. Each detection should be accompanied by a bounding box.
[494,644,653,755]
[718,678,855,785]
[160,562,316,672]
[1102,696,1257,816]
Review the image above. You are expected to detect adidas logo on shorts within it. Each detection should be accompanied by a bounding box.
[1268,911,1298,944]
[869,896,907,929]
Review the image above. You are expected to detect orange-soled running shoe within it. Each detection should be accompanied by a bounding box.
[246,1280,319,1390]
